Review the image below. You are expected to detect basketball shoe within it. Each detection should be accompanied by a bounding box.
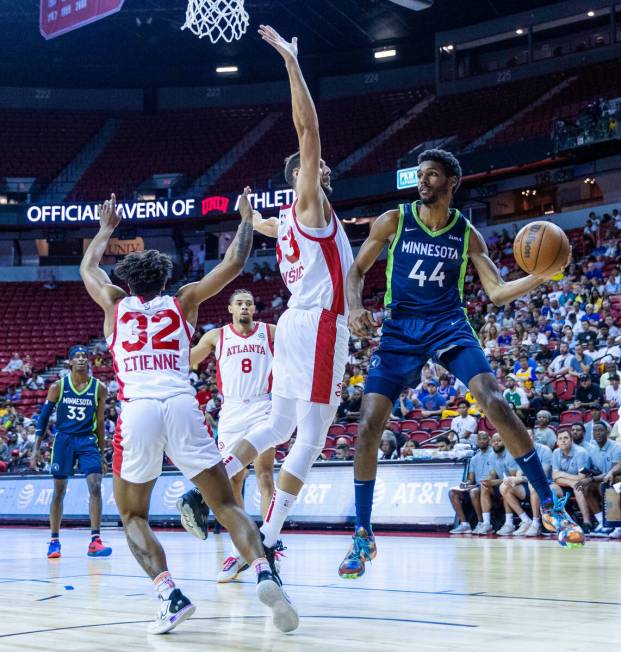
[47,539,61,559]
[148,588,196,635]
[255,548,299,634]
[87,537,112,557]
[177,487,209,540]
[541,493,585,547]
[217,556,250,583]
[338,526,377,579]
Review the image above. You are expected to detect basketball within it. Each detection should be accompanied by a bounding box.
[513,221,570,276]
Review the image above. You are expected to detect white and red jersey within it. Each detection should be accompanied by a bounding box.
[276,200,353,317]
[215,322,273,400]
[107,295,194,401]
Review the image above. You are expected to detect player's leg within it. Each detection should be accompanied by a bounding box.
[585,482,608,533]
[254,448,276,520]
[191,462,298,633]
[470,487,484,532]
[260,399,337,548]
[48,477,67,558]
[445,345,583,544]
[167,394,298,632]
[498,483,532,535]
[78,436,112,556]
[478,483,494,534]
[449,489,472,533]
[216,468,249,583]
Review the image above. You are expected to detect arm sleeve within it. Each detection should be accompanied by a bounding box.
[35,401,56,438]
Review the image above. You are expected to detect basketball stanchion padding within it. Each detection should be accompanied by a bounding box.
[182,0,250,43]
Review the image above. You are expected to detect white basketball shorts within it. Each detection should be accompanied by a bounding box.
[271,307,349,406]
[217,396,272,453]
[113,393,221,483]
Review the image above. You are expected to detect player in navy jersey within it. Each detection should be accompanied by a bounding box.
[30,345,111,558]
[338,149,579,579]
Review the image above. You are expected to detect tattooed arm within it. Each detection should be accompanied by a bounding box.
[177,187,255,326]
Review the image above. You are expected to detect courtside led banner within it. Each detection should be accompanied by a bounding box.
[24,189,296,226]
[0,461,465,526]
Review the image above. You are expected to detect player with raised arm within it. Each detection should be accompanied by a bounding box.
[30,345,111,559]
[79,189,298,635]
[337,149,581,579]
[176,25,353,562]
[178,289,278,583]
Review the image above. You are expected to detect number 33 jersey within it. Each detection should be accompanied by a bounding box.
[385,201,472,319]
[107,295,195,401]
[215,322,273,401]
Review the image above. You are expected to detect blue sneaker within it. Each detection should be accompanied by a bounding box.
[338,527,377,579]
[47,539,61,559]
[541,493,585,548]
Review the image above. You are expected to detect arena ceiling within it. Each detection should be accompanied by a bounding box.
[0,0,562,87]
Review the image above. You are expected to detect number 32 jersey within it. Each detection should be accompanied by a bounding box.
[385,201,472,319]
[215,322,273,400]
[107,295,195,401]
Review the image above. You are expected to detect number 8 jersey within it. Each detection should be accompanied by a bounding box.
[107,295,195,401]
[385,201,472,319]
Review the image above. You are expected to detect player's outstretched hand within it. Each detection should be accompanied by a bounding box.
[29,452,40,471]
[539,245,573,281]
[258,25,298,61]
[348,308,378,338]
[238,186,253,222]
[98,193,122,231]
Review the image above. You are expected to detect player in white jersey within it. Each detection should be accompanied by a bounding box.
[80,190,298,635]
[180,289,277,583]
[178,26,354,558]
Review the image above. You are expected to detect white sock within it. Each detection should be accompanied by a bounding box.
[505,513,513,526]
[519,512,532,524]
[153,571,175,600]
[461,521,469,527]
[222,454,244,479]
[595,512,603,525]
[260,488,297,548]
[483,512,491,525]
[532,517,541,527]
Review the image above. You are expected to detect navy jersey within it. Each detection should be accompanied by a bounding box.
[55,375,100,437]
[385,201,471,318]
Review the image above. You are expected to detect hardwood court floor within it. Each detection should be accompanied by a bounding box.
[0,527,619,651]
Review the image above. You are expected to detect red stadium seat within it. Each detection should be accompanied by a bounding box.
[419,418,439,431]
[400,419,420,432]
[560,410,583,425]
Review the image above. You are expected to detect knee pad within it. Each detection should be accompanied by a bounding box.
[245,397,297,455]
[281,402,336,482]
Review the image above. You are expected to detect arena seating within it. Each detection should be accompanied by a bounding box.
[0,109,106,186]
[68,106,274,201]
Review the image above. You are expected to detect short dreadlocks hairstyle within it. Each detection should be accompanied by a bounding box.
[284,151,301,187]
[229,288,254,304]
[114,250,173,297]
[418,148,462,192]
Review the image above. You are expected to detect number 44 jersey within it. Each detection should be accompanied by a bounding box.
[385,201,472,319]
[107,295,195,401]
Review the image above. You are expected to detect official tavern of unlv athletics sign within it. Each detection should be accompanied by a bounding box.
[24,189,296,227]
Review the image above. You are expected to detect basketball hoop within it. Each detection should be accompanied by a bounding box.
[182,0,250,43]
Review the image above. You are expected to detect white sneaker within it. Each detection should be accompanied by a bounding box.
[525,522,542,537]
[257,574,299,633]
[496,522,516,536]
[217,556,250,583]
[610,527,621,539]
[472,522,485,535]
[477,523,494,535]
[148,589,196,635]
[449,523,472,534]
[512,520,532,536]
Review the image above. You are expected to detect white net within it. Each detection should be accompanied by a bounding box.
[182,0,250,43]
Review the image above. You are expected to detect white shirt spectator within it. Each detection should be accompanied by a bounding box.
[271,294,284,309]
[2,354,23,373]
[597,344,620,363]
[107,378,119,393]
[450,414,478,442]
[548,353,573,375]
[523,332,548,345]
[605,383,621,406]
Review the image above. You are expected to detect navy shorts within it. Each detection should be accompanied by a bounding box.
[51,432,102,479]
[365,313,492,402]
